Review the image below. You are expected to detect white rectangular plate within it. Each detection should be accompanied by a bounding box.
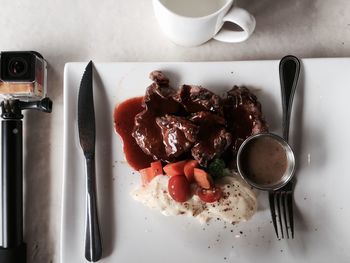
[62,60,350,263]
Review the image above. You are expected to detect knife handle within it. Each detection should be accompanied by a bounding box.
[85,156,102,262]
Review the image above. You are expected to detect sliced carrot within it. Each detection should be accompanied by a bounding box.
[193,168,214,189]
[139,167,156,186]
[184,160,199,183]
[163,160,187,177]
[151,160,163,175]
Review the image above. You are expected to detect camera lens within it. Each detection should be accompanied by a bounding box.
[7,57,28,77]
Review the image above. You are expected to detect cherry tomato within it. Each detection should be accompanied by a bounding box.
[196,186,222,203]
[168,175,191,202]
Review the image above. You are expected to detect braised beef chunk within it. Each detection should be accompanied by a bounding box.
[190,111,226,126]
[143,71,182,114]
[224,86,268,155]
[132,71,183,161]
[156,115,199,158]
[189,112,231,166]
[132,71,267,167]
[174,85,223,115]
[132,110,168,161]
[192,127,232,167]
[149,70,170,86]
[225,86,268,137]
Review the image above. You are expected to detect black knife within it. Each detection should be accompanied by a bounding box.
[78,61,102,262]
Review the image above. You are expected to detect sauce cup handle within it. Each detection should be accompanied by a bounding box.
[213,7,256,43]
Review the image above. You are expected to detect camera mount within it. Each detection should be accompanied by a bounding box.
[0,97,52,263]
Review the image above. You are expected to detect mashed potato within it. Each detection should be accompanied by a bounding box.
[131,174,257,224]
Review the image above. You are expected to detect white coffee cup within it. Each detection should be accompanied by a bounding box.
[152,0,256,46]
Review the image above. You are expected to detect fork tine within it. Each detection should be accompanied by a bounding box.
[281,192,289,239]
[287,191,294,238]
[269,192,279,238]
[269,180,296,239]
[276,192,284,239]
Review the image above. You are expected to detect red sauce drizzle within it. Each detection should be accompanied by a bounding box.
[114,96,153,170]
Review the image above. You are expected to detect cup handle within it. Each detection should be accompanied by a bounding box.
[213,7,256,43]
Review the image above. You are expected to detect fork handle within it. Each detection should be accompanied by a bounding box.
[279,56,300,142]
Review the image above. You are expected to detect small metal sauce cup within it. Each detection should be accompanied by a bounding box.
[236,133,295,191]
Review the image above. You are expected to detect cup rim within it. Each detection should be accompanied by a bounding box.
[236,133,296,191]
[154,0,234,20]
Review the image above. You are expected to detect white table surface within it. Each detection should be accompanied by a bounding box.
[0,0,350,262]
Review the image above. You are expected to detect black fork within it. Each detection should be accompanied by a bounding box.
[269,178,295,239]
[269,55,300,239]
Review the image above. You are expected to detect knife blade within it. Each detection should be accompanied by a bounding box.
[78,61,102,262]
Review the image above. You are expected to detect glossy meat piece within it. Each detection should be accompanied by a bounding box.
[132,71,268,168]
[156,115,199,158]
[224,86,268,156]
[190,111,226,126]
[189,111,231,166]
[149,70,170,86]
[174,85,223,115]
[192,127,232,167]
[143,71,182,114]
[132,109,168,160]
[133,71,184,161]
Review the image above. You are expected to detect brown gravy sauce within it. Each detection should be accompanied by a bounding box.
[240,136,287,185]
[114,96,153,171]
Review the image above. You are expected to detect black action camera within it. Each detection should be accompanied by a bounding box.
[0,51,40,82]
[0,51,52,263]
[0,51,47,101]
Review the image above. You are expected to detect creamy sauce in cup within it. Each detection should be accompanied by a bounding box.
[238,135,288,186]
